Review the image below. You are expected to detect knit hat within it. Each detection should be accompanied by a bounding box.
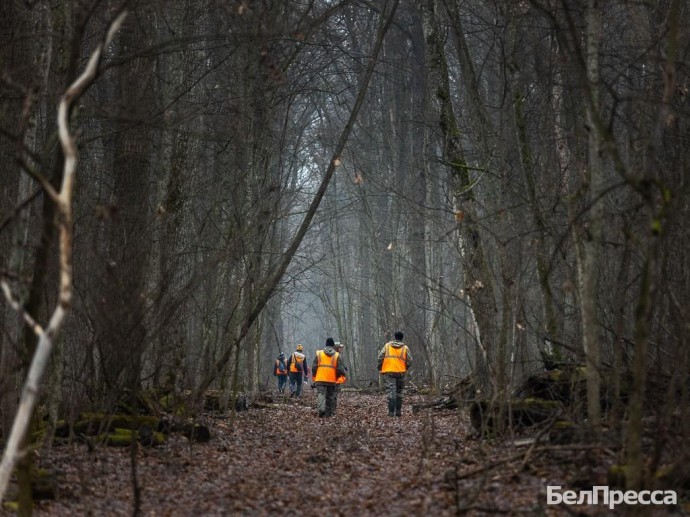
[325,338,335,348]
[394,331,404,341]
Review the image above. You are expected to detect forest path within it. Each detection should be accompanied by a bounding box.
[29,390,607,516]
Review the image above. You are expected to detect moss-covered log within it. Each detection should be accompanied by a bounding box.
[54,413,162,438]
[99,427,166,447]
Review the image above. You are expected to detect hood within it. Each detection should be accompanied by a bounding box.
[321,347,336,356]
[389,340,405,348]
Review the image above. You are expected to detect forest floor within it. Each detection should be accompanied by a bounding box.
[9,389,688,516]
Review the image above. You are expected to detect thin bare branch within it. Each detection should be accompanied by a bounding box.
[0,280,44,336]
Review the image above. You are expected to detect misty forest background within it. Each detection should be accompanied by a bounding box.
[0,0,688,506]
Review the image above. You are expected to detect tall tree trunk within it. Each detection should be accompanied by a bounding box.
[625,0,681,489]
[578,0,603,434]
[422,0,497,395]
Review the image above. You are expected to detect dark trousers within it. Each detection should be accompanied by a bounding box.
[333,384,342,414]
[316,384,337,416]
[385,374,405,416]
[276,374,288,393]
[289,372,303,397]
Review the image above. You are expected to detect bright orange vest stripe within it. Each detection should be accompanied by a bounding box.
[381,343,407,373]
[313,350,339,383]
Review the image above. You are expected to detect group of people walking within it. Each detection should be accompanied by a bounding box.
[273,331,412,418]
[273,344,308,397]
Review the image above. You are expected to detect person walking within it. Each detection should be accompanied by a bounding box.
[274,352,289,394]
[378,331,412,417]
[332,342,348,415]
[287,344,307,397]
[311,338,346,417]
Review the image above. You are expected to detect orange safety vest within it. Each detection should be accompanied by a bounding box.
[380,343,408,373]
[313,350,340,383]
[289,352,305,373]
[275,358,287,375]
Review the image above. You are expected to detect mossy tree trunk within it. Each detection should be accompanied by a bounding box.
[421,0,498,395]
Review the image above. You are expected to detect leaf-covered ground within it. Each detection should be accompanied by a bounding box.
[16,390,685,516]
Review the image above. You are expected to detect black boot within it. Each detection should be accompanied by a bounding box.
[387,399,396,416]
[395,398,403,417]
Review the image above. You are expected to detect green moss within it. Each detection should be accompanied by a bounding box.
[33,468,50,478]
[158,395,187,415]
[99,427,166,447]
[102,428,136,447]
[32,428,46,444]
[608,464,634,488]
[3,501,19,512]
[31,468,57,500]
[546,370,564,382]
[515,398,561,410]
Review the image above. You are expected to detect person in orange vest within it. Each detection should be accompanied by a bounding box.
[333,342,348,414]
[377,331,412,417]
[287,344,307,397]
[311,338,347,417]
[273,352,289,394]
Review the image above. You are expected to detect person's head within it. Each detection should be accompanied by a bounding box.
[325,337,335,348]
[394,331,404,341]
[278,351,285,359]
[334,341,343,351]
[296,344,304,352]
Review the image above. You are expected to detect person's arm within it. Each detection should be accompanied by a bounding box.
[405,346,413,370]
[311,354,319,380]
[377,345,386,371]
[336,354,347,378]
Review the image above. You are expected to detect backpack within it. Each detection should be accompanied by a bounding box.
[276,358,287,374]
[291,353,304,372]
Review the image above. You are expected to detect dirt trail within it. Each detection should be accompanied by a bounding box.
[26,390,616,516]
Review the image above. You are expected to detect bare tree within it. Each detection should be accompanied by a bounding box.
[0,11,128,501]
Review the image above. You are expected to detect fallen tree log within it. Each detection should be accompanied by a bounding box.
[98,427,166,447]
[52,413,161,439]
